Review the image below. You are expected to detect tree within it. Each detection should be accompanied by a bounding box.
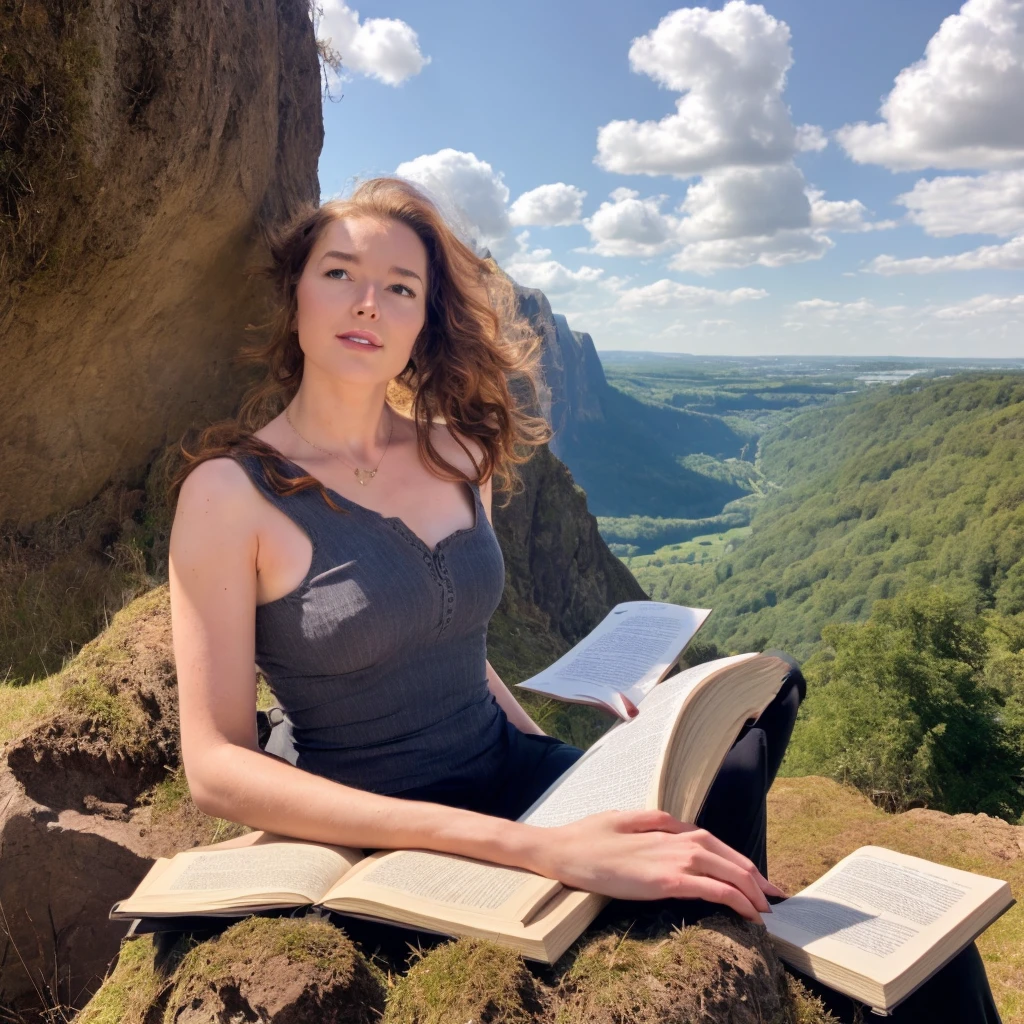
[783,588,1024,821]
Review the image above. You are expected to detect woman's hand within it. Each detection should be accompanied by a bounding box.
[529,810,786,923]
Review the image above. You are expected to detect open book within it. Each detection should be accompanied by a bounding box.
[112,652,790,962]
[765,846,1014,1015]
[516,601,711,719]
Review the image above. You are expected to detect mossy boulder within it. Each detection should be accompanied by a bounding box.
[5,586,178,811]
[163,917,385,1024]
[78,917,836,1024]
[0,587,222,1015]
[382,938,544,1024]
[76,919,386,1024]
[550,917,833,1024]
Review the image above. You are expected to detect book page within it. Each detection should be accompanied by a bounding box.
[328,850,562,925]
[519,655,753,828]
[151,842,356,904]
[765,847,1006,980]
[516,602,710,707]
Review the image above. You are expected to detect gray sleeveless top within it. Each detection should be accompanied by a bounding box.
[238,453,508,795]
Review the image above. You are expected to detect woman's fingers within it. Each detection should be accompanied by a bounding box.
[687,848,772,915]
[615,809,687,834]
[687,827,786,897]
[680,874,764,924]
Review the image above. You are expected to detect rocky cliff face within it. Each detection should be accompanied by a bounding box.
[513,286,606,457]
[511,279,749,518]
[0,0,323,525]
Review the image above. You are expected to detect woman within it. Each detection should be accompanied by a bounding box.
[169,177,1000,1021]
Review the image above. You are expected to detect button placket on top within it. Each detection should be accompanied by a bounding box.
[434,549,456,638]
[387,520,455,638]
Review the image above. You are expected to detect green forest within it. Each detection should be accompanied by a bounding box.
[617,373,1024,822]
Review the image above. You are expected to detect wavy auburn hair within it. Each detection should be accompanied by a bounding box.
[173,177,551,508]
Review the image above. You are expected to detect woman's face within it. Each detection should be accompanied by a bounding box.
[294,214,429,387]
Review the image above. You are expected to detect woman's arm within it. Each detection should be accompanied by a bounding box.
[170,459,780,922]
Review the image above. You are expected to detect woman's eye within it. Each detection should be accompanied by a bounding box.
[326,268,350,280]
[391,283,416,297]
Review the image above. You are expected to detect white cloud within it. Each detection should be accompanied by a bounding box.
[670,229,833,273]
[792,298,907,322]
[615,279,767,310]
[808,190,896,233]
[866,235,1024,274]
[897,170,1024,237]
[509,183,587,227]
[596,1,815,176]
[583,189,679,257]
[933,294,1024,318]
[795,124,829,153]
[587,4,878,272]
[677,164,811,240]
[317,2,429,86]
[504,259,604,294]
[837,0,1024,170]
[582,171,870,269]
[395,149,510,248]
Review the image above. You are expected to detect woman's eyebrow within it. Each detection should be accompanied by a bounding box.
[320,249,359,263]
[391,266,423,284]
[320,250,423,284]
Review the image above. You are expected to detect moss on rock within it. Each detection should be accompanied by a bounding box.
[163,916,385,1024]
[1,0,102,288]
[382,938,543,1024]
[4,585,180,809]
[76,934,191,1024]
[551,917,830,1024]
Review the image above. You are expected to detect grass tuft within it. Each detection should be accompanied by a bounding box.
[552,927,713,1023]
[382,938,539,1024]
[74,935,188,1024]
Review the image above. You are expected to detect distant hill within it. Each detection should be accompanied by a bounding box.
[632,375,1024,657]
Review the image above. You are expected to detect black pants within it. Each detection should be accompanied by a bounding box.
[423,657,1001,1024]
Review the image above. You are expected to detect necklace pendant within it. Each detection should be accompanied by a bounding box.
[354,467,377,486]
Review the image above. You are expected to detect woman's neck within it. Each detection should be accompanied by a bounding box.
[285,378,393,463]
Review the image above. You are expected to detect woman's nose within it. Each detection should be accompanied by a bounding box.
[353,285,379,320]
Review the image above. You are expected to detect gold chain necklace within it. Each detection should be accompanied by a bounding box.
[284,405,395,486]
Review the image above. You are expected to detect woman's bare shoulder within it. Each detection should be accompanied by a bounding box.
[174,456,263,527]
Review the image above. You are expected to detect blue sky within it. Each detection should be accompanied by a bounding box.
[315,1,1024,358]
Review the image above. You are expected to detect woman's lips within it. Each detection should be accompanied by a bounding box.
[337,330,383,349]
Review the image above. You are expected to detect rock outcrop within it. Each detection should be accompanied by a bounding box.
[0,588,187,1011]
[494,445,645,652]
[514,287,606,457]
[77,916,833,1024]
[0,0,323,525]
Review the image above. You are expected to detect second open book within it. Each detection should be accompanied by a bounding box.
[112,650,790,962]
